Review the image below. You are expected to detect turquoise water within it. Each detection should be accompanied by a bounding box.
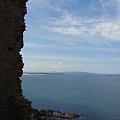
[22,73,120,120]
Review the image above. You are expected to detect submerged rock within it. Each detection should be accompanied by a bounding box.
[31,108,80,120]
[64,113,80,119]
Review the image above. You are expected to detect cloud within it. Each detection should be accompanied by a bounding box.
[50,11,120,42]
[52,14,120,41]
[23,62,55,72]
[22,42,120,54]
[95,21,120,41]
[23,55,120,73]
[52,27,82,36]
[23,61,64,72]
[48,0,120,44]
[23,54,120,63]
[26,0,120,47]
[23,0,120,74]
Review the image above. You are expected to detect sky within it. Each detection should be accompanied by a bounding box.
[22,0,120,74]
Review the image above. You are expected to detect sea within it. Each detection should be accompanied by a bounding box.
[22,72,120,120]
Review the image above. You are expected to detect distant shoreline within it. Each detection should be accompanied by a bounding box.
[23,72,65,76]
[23,72,51,75]
[23,72,120,76]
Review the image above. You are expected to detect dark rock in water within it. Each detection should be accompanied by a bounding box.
[63,113,80,119]
[31,108,80,120]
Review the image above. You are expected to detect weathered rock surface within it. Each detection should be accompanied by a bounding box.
[0,0,31,120]
[40,109,80,119]
[31,109,80,120]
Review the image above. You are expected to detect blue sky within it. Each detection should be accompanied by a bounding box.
[22,0,120,74]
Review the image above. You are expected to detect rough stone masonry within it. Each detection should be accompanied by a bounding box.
[0,0,32,120]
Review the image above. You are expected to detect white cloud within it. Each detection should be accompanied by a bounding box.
[22,43,120,53]
[52,27,83,36]
[26,0,120,47]
[95,21,120,41]
[50,10,120,42]
[23,56,120,73]
[23,61,64,72]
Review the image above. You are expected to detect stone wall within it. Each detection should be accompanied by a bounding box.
[0,0,31,120]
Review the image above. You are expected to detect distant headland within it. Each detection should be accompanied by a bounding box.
[23,71,120,76]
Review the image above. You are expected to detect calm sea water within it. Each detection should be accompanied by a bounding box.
[22,73,120,120]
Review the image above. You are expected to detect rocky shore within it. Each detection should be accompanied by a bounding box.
[31,108,80,120]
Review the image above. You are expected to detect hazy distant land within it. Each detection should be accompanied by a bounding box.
[23,71,120,76]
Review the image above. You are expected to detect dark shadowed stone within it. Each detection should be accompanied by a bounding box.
[0,0,31,120]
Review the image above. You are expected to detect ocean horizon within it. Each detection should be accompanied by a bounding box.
[22,72,120,120]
